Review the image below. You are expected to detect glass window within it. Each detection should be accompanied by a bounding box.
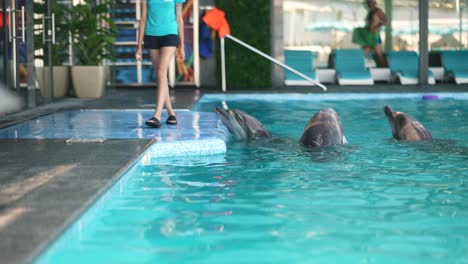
[429,0,467,51]
[283,0,468,68]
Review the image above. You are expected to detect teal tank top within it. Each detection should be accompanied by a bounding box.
[145,0,185,36]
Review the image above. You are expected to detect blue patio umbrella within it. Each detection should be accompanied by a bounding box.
[305,20,355,47]
[393,27,419,35]
[394,23,468,35]
[305,20,354,33]
[430,23,468,35]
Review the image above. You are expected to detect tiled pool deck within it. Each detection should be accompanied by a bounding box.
[0,109,229,157]
[1,85,468,264]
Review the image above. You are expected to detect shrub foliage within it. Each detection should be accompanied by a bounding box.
[215,0,271,89]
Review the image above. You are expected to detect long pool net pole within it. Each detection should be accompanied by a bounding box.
[220,34,327,92]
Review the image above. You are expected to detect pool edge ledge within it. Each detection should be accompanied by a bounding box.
[145,138,228,158]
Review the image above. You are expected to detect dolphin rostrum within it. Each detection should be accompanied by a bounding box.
[215,107,272,140]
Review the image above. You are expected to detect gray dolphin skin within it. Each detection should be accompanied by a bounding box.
[215,107,272,140]
[384,105,432,141]
[300,108,348,147]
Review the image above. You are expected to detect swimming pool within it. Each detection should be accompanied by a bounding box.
[36,94,468,263]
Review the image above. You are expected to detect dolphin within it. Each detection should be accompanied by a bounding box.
[300,108,348,147]
[215,107,272,140]
[383,105,432,141]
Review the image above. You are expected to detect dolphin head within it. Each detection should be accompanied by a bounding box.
[383,105,432,141]
[215,107,248,139]
[384,105,399,139]
[215,107,271,140]
[300,108,348,147]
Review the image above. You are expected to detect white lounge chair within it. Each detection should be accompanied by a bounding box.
[388,51,435,85]
[441,50,468,84]
[284,50,318,85]
[333,49,374,85]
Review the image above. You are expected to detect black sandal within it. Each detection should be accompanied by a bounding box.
[145,117,161,128]
[166,115,177,125]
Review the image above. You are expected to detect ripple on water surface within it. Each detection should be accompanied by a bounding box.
[37,98,468,264]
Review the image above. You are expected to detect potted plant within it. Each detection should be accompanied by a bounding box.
[69,0,117,98]
[34,0,71,98]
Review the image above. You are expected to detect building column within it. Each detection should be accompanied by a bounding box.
[419,0,429,85]
[384,0,392,52]
[271,0,284,88]
[27,0,36,107]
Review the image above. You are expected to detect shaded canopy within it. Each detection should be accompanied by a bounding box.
[431,34,463,49]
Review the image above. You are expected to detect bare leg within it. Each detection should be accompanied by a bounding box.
[149,46,177,120]
[374,44,387,67]
[164,89,176,124]
[164,88,175,117]
[363,46,372,58]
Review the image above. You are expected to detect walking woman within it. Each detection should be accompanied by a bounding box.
[136,0,185,128]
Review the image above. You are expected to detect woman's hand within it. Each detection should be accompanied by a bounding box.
[176,46,185,62]
[135,47,143,61]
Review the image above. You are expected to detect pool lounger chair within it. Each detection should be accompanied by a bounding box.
[333,49,374,85]
[284,50,318,85]
[388,51,436,85]
[441,50,468,84]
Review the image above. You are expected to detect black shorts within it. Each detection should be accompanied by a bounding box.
[143,34,179,49]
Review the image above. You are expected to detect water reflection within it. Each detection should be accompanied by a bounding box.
[36,98,468,263]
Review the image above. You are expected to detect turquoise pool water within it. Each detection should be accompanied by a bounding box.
[36,95,468,263]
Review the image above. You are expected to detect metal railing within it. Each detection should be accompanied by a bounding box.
[220,34,327,92]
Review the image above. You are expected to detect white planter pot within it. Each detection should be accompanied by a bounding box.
[71,66,106,98]
[36,66,70,98]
